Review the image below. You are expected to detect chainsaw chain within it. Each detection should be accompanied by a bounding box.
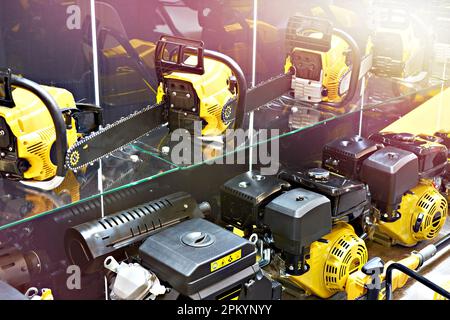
[65,102,167,171]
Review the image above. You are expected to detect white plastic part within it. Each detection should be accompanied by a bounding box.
[20,175,65,191]
[161,146,170,155]
[25,287,54,300]
[292,76,323,103]
[104,256,166,300]
[130,155,140,163]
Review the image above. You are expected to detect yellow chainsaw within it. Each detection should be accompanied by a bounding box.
[0,69,101,190]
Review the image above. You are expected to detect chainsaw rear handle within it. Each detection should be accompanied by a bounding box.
[204,49,248,130]
[10,75,68,178]
[322,28,362,109]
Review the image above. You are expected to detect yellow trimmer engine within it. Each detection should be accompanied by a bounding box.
[155,36,246,137]
[0,69,101,189]
[283,15,370,113]
[289,222,368,299]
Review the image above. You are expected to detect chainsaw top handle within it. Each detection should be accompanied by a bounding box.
[155,35,248,130]
[3,72,68,178]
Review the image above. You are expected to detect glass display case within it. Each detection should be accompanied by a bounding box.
[0,0,449,301]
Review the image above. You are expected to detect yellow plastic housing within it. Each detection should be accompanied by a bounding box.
[157,56,236,136]
[284,33,350,104]
[0,86,78,181]
[289,222,368,299]
[434,281,450,300]
[377,182,448,247]
[346,254,421,300]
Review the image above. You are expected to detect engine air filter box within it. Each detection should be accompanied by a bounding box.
[369,132,448,178]
[220,171,290,229]
[263,188,332,256]
[139,218,257,297]
[360,146,419,214]
[279,169,370,221]
[323,136,380,179]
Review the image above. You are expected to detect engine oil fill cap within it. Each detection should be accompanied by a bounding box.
[308,168,330,180]
[182,231,215,248]
[387,152,399,160]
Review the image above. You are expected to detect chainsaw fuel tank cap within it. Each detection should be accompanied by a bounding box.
[181,231,216,248]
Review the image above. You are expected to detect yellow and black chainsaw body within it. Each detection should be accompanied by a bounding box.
[285,34,351,105]
[283,15,371,114]
[0,85,78,181]
[155,37,240,137]
[0,70,101,185]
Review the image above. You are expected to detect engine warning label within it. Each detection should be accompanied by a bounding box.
[211,250,242,273]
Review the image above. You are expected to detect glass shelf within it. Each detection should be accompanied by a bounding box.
[0,77,447,231]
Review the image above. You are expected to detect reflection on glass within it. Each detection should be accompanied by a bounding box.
[0,0,95,102]
[0,0,448,235]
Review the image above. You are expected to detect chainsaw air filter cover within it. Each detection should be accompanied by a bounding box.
[369,133,448,178]
[322,136,380,180]
[263,188,332,257]
[361,147,419,215]
[221,171,290,229]
[139,218,257,298]
[279,169,370,221]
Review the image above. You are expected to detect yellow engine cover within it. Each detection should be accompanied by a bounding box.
[289,222,368,299]
[0,86,78,181]
[346,254,422,300]
[157,56,236,136]
[377,183,448,247]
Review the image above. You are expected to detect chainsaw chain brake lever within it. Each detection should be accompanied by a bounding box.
[155,35,205,83]
[285,15,333,54]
